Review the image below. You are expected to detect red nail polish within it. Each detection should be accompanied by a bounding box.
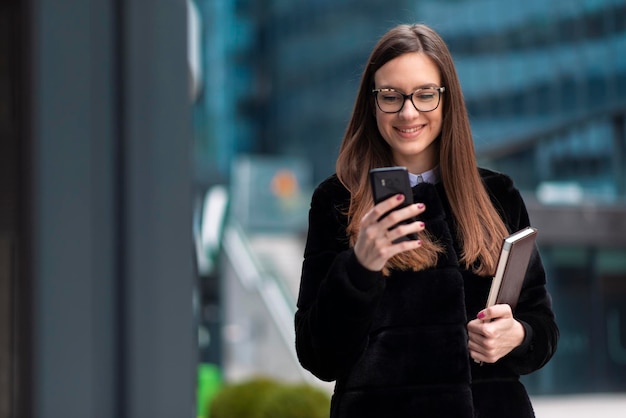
[396,194,404,201]
[477,311,485,320]
[417,203,425,209]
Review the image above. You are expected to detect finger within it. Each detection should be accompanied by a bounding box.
[387,237,422,256]
[379,203,425,233]
[469,335,499,361]
[466,318,483,333]
[468,339,486,356]
[360,203,393,231]
[467,319,493,340]
[468,325,488,345]
[361,194,404,226]
[477,304,513,321]
[468,346,488,364]
[385,219,425,243]
[491,304,513,317]
[369,194,407,222]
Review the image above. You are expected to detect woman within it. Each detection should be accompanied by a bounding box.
[294,24,558,418]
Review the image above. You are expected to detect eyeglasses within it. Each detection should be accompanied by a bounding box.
[372,86,445,113]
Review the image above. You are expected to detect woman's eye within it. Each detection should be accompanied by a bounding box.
[416,93,435,101]
[382,94,401,102]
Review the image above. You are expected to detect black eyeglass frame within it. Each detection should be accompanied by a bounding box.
[372,86,446,113]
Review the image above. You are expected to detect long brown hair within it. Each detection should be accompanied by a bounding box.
[336,24,509,276]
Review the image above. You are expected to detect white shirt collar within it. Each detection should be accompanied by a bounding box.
[408,166,440,187]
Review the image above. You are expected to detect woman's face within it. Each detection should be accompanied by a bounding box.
[373,52,444,173]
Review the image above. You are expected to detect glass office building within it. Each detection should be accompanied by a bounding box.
[192,0,626,395]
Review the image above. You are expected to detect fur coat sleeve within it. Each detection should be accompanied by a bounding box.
[294,175,384,382]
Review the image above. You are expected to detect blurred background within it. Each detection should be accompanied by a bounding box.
[2,0,625,417]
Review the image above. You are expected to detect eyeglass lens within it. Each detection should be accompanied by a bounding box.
[375,88,442,113]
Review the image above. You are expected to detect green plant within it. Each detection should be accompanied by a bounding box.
[197,363,222,418]
[208,376,281,418]
[254,383,331,418]
[208,377,331,418]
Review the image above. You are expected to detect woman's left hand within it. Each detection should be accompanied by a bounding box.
[467,304,525,364]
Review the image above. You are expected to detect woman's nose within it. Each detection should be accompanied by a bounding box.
[398,97,420,118]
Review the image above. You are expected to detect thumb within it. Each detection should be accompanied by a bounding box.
[477,306,499,321]
[477,309,490,321]
[477,304,512,321]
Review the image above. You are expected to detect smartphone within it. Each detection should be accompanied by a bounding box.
[369,166,419,243]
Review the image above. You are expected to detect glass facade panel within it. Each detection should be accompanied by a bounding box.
[524,245,626,394]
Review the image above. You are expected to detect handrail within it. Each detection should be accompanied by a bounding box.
[221,221,320,385]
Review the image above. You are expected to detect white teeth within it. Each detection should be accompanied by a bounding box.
[399,127,420,133]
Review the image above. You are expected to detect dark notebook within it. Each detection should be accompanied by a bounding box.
[485,227,538,311]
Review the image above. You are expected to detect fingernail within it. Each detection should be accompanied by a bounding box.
[477,311,485,320]
[396,194,404,201]
[417,203,425,209]
[416,240,422,246]
[418,222,425,228]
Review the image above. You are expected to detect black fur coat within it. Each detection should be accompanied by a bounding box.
[295,168,559,418]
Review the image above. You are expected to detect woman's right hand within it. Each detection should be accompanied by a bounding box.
[354,194,426,271]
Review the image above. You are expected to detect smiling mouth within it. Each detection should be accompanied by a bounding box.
[397,126,423,134]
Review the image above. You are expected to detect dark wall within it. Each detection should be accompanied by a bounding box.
[0,1,196,417]
[1,0,31,416]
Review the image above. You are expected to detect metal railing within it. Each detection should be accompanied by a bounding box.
[219,221,322,386]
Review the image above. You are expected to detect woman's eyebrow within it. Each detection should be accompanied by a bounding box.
[375,83,440,91]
